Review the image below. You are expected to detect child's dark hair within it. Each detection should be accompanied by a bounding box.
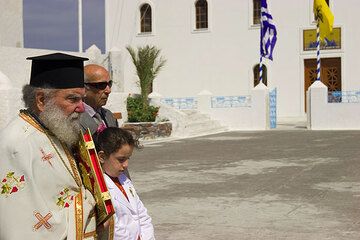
[94,127,138,156]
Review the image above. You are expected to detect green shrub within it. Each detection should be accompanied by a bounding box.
[127,96,159,122]
[126,45,166,123]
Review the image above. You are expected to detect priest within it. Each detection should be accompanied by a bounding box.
[0,53,99,239]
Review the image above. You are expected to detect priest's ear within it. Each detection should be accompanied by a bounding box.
[35,90,46,113]
[98,151,106,164]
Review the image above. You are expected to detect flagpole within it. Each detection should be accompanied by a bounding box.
[259,55,263,84]
[78,0,83,53]
[259,1,263,86]
[259,2,263,85]
[316,20,321,81]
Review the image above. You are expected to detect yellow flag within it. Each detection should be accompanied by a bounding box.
[313,0,334,40]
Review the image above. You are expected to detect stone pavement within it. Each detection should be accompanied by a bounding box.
[130,129,360,240]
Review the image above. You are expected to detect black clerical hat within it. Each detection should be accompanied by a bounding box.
[27,53,88,89]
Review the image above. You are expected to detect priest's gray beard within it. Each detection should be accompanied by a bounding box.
[39,100,81,147]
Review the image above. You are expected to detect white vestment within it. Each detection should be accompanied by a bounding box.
[104,173,155,240]
[0,112,97,239]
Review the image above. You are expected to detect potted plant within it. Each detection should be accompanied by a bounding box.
[124,45,171,139]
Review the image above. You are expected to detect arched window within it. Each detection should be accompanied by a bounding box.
[195,0,208,29]
[253,0,261,25]
[253,64,267,86]
[140,4,152,33]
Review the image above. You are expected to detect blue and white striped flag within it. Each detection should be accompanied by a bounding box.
[260,0,277,60]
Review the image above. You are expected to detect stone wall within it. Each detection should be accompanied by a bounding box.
[122,122,172,140]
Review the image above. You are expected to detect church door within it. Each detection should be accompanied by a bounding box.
[304,57,341,112]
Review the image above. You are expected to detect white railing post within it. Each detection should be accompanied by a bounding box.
[109,47,123,92]
[197,90,212,114]
[149,91,162,107]
[307,81,328,130]
[251,82,269,130]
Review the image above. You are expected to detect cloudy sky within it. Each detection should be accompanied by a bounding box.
[23,0,105,53]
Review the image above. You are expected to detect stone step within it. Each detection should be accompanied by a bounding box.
[184,119,222,129]
[186,114,211,122]
[181,119,227,136]
[157,105,227,138]
[182,111,212,121]
[181,125,228,137]
[181,109,198,114]
[191,126,228,136]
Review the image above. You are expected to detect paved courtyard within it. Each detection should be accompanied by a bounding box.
[129,130,360,240]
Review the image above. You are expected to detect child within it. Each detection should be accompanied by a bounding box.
[95,127,155,240]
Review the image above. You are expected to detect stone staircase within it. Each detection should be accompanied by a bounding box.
[154,99,227,137]
[177,110,228,137]
[276,116,308,130]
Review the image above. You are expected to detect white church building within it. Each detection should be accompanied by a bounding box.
[1,0,360,132]
[105,0,359,119]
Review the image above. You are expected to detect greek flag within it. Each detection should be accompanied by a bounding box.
[260,0,277,60]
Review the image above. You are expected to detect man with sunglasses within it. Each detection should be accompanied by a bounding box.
[80,64,118,135]
[80,64,131,183]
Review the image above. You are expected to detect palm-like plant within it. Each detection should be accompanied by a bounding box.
[126,45,166,112]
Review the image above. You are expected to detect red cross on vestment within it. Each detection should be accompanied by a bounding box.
[33,211,53,230]
[40,148,54,166]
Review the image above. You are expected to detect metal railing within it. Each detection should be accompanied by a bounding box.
[328,91,360,103]
[160,97,198,110]
[211,95,251,108]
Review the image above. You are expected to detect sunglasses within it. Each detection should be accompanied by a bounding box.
[85,80,113,90]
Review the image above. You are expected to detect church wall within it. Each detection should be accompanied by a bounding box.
[0,0,23,48]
